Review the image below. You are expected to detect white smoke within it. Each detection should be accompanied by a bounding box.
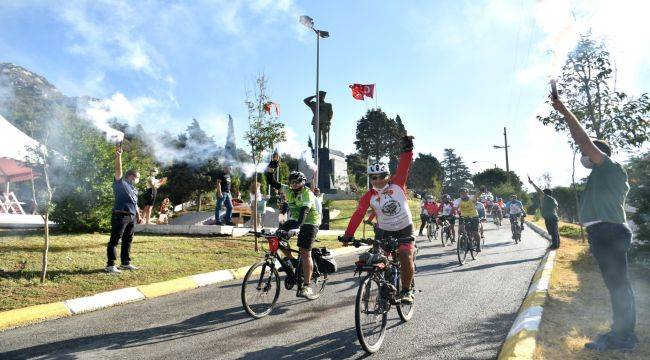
[522,0,650,91]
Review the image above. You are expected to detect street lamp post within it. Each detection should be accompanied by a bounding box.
[472,160,498,168]
[300,15,329,188]
[493,127,511,184]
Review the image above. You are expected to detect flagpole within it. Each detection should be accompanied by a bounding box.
[374,84,378,109]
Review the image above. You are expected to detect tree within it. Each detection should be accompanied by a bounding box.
[538,34,649,150]
[441,148,472,196]
[244,74,286,250]
[472,168,523,191]
[345,152,369,189]
[407,153,444,194]
[627,152,650,243]
[388,114,408,173]
[354,108,398,162]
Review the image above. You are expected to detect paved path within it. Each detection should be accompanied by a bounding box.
[0,221,548,359]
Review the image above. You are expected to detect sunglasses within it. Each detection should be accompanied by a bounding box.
[370,175,388,181]
[290,180,304,185]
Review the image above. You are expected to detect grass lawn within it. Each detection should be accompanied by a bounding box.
[0,198,420,312]
[0,232,344,312]
[532,220,650,359]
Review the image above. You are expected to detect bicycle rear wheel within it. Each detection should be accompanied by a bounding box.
[355,274,388,354]
[470,235,478,260]
[241,260,281,318]
[457,234,468,265]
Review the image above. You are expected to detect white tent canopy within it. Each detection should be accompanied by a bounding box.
[0,114,41,161]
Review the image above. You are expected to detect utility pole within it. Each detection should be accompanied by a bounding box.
[493,127,511,184]
[504,127,510,184]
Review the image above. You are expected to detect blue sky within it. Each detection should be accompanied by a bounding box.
[1,0,648,187]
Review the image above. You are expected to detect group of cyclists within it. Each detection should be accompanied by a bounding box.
[261,133,529,305]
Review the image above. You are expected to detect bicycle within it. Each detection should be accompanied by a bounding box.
[492,208,502,228]
[439,216,454,246]
[241,230,336,318]
[425,215,438,242]
[457,217,480,265]
[510,215,523,244]
[339,236,416,354]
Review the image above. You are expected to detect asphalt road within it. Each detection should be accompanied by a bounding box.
[0,220,548,360]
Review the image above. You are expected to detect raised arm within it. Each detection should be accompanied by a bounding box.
[344,191,372,237]
[114,145,123,180]
[527,175,544,198]
[303,95,316,106]
[392,136,414,187]
[552,98,604,165]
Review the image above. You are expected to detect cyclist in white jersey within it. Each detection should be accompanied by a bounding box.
[342,136,416,303]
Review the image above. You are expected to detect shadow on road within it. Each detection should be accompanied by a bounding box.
[0,304,260,360]
[236,327,369,360]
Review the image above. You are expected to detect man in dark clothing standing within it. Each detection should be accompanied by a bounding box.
[215,165,233,226]
[528,176,560,249]
[106,144,141,273]
[552,97,636,352]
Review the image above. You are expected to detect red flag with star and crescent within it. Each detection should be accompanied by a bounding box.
[349,84,375,100]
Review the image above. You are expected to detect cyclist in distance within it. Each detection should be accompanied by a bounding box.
[418,194,440,236]
[506,194,526,239]
[453,188,483,252]
[265,154,321,299]
[438,194,457,241]
[341,135,417,304]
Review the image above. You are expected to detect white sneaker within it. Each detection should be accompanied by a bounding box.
[298,286,314,299]
[120,264,138,270]
[105,265,121,273]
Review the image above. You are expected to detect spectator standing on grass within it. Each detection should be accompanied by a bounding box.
[552,97,636,352]
[143,167,167,225]
[215,165,234,226]
[528,176,560,249]
[106,144,141,274]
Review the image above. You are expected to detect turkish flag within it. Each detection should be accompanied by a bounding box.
[349,83,375,100]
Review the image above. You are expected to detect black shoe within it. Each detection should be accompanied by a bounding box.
[585,331,638,352]
[225,221,235,226]
[215,221,223,226]
[418,232,423,236]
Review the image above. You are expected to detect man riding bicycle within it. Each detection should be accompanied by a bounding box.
[342,135,416,304]
[265,155,321,299]
[438,194,457,241]
[418,194,439,236]
[453,188,482,252]
[491,200,503,222]
[506,195,526,239]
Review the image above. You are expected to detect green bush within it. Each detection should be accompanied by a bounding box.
[558,225,582,239]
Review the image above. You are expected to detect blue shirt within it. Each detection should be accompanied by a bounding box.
[113,178,138,215]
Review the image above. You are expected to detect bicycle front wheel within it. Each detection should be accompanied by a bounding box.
[457,234,468,265]
[397,277,414,322]
[241,260,281,318]
[355,274,388,354]
[427,223,434,242]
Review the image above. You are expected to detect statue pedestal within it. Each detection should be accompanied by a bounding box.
[317,148,334,193]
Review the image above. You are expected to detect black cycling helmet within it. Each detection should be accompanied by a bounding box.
[459,188,468,194]
[288,171,307,184]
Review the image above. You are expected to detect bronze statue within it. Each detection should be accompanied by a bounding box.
[304,91,333,148]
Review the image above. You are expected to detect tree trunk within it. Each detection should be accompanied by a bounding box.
[253,172,259,252]
[198,193,202,212]
[40,211,49,284]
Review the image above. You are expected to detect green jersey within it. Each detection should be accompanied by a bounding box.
[579,155,629,225]
[282,184,320,226]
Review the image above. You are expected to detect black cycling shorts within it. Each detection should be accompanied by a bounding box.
[281,220,319,250]
[374,224,414,243]
[440,215,455,225]
[459,217,479,232]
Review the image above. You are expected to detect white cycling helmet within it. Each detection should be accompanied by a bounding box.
[368,162,389,175]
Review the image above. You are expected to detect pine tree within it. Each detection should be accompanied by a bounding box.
[441,148,472,196]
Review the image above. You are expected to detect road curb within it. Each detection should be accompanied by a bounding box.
[498,221,556,360]
[0,244,369,332]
